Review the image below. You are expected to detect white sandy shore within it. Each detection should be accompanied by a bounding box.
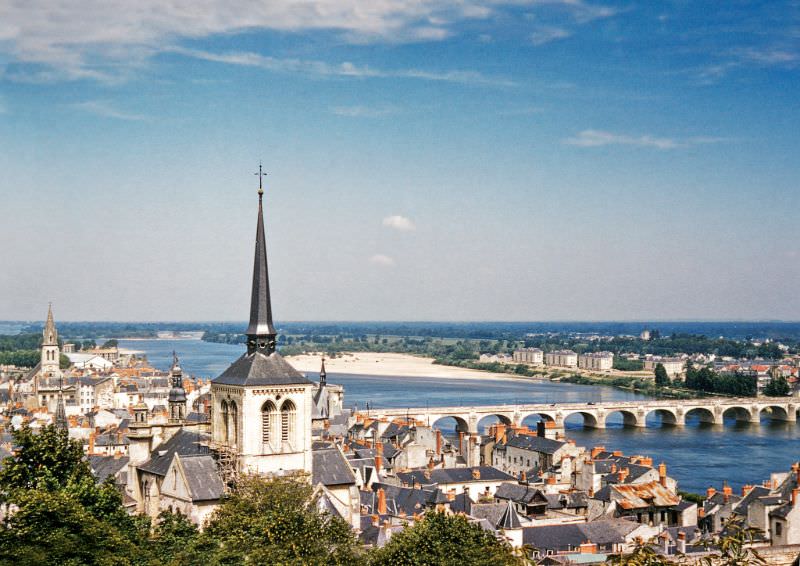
[286,352,535,382]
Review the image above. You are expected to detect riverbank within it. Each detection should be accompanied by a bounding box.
[285,352,537,381]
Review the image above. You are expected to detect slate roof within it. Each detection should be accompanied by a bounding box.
[212,351,312,386]
[494,483,549,506]
[88,454,130,483]
[504,434,566,455]
[138,430,210,476]
[397,466,516,487]
[545,491,590,510]
[468,502,508,527]
[497,499,523,529]
[522,519,640,550]
[312,448,356,487]
[180,455,224,502]
[363,483,445,516]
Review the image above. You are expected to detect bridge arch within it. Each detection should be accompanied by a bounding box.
[476,413,513,433]
[563,411,600,429]
[644,408,679,427]
[520,412,557,427]
[722,406,755,424]
[603,409,642,428]
[430,415,470,434]
[759,405,792,422]
[684,407,719,425]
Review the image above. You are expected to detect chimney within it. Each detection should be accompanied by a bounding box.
[610,463,617,474]
[723,485,732,503]
[612,450,623,457]
[618,468,629,483]
[793,488,799,507]
[377,488,387,515]
[472,468,481,480]
[435,429,442,455]
[546,476,556,485]
[371,514,380,526]
[659,462,667,487]
[495,424,506,442]
[520,471,527,483]
[698,508,705,518]
[591,446,605,459]
[796,462,800,485]
[742,484,753,497]
[374,450,383,474]
[677,532,686,554]
[458,431,464,455]
[88,432,96,455]
[578,541,597,554]
[427,458,435,470]
[706,487,716,500]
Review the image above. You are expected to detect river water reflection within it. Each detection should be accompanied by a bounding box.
[120,338,799,494]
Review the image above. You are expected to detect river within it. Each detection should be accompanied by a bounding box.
[119,338,799,495]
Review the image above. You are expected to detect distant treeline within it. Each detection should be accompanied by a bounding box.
[203,329,793,360]
[5,320,800,343]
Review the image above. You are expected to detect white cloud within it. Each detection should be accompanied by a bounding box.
[382,215,416,231]
[0,0,617,81]
[331,105,399,118]
[73,100,147,121]
[172,47,513,86]
[369,254,396,266]
[563,129,730,150]
[530,26,571,46]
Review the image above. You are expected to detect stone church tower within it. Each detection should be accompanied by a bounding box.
[40,303,61,379]
[210,173,313,475]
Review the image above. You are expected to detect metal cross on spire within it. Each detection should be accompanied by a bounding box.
[254,162,268,197]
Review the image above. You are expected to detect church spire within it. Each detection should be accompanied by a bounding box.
[168,351,187,423]
[43,302,58,346]
[319,357,327,387]
[245,165,277,355]
[54,376,68,432]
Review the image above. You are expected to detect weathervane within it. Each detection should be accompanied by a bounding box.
[254,162,268,197]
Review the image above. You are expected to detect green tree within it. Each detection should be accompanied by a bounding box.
[764,374,791,397]
[0,425,150,565]
[197,474,364,565]
[369,511,523,566]
[654,363,670,387]
[101,339,119,349]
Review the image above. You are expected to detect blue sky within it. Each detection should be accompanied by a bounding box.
[0,0,798,321]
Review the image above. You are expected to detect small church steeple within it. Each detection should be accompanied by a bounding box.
[40,303,61,379]
[245,164,278,355]
[43,303,58,346]
[168,351,187,423]
[319,357,327,387]
[54,376,68,432]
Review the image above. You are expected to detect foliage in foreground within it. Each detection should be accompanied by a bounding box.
[370,511,523,566]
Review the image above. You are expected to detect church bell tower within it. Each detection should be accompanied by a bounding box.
[210,167,313,475]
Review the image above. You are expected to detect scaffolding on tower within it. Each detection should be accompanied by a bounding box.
[206,440,240,492]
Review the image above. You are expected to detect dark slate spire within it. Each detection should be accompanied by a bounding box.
[245,164,277,355]
[55,376,68,432]
[497,498,522,530]
[168,351,187,423]
[319,357,327,387]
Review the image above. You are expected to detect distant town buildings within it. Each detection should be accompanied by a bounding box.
[544,350,578,368]
[578,352,614,371]
[643,356,684,378]
[512,348,543,365]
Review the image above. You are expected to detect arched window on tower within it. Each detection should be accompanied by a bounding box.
[281,400,296,445]
[230,401,238,446]
[220,400,229,443]
[261,401,277,447]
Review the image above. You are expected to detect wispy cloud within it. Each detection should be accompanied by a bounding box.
[0,0,618,82]
[173,47,514,87]
[369,254,396,267]
[564,129,729,150]
[332,105,400,118]
[530,26,572,46]
[72,100,147,121]
[382,215,416,231]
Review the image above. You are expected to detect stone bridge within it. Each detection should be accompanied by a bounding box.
[362,397,799,435]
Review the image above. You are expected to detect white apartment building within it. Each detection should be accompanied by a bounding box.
[545,350,578,368]
[513,348,544,365]
[643,357,684,378]
[578,352,614,371]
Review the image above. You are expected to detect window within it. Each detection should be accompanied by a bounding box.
[262,401,277,445]
[221,400,229,443]
[776,522,783,536]
[281,400,296,443]
[229,402,238,445]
